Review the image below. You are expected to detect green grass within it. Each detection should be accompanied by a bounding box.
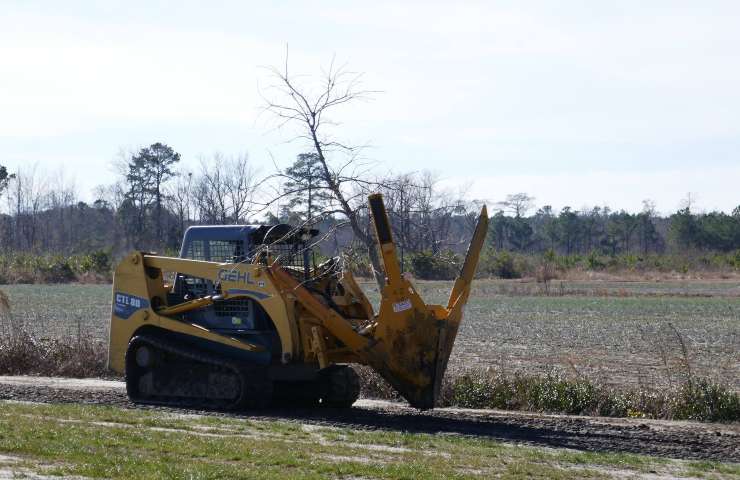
[0,401,736,479]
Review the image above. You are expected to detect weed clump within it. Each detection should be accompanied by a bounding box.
[448,369,616,415]
[668,378,740,422]
[0,328,108,378]
[445,368,739,422]
[355,365,739,423]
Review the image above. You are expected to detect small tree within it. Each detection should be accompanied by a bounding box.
[534,205,559,251]
[262,54,389,286]
[193,154,256,225]
[610,211,639,253]
[281,153,332,223]
[669,207,698,250]
[124,143,180,246]
[0,165,14,197]
[488,210,508,250]
[498,193,535,218]
[638,199,660,254]
[0,165,15,254]
[223,154,256,224]
[558,206,580,255]
[168,170,193,242]
[508,216,533,251]
[146,143,180,239]
[376,171,466,264]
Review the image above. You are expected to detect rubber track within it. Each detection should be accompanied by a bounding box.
[126,334,271,410]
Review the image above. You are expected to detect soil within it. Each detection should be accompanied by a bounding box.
[0,376,737,463]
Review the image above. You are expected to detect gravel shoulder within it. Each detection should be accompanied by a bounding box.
[0,375,737,463]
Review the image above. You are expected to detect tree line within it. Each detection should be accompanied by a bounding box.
[0,151,478,263]
[1,154,737,259]
[0,58,738,282]
[489,193,740,256]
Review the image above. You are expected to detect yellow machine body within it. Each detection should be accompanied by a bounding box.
[109,194,488,409]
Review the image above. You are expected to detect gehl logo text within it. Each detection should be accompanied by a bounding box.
[218,268,256,285]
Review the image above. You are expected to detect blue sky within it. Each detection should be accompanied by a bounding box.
[1,0,739,214]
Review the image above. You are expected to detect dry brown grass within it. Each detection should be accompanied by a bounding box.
[0,329,108,377]
[0,293,108,378]
[558,268,740,282]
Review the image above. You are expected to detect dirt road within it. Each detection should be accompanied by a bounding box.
[0,376,737,463]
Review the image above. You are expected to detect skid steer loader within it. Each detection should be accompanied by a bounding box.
[108,194,488,410]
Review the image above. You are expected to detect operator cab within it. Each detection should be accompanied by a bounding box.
[179,224,318,266]
[170,224,318,353]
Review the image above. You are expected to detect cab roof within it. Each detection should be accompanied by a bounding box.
[181,224,319,246]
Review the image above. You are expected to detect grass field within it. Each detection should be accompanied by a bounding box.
[1,279,739,390]
[0,401,736,479]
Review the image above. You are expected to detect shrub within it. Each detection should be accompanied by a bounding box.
[449,369,609,415]
[443,368,739,422]
[37,256,77,283]
[586,250,607,270]
[494,251,518,278]
[79,250,111,275]
[410,250,460,280]
[479,249,528,279]
[623,254,639,270]
[555,254,582,270]
[669,378,740,422]
[0,252,114,284]
[535,249,558,284]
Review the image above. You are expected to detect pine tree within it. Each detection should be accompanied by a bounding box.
[124,143,180,246]
[281,153,331,223]
[0,165,14,197]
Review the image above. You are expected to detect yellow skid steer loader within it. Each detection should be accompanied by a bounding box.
[108,194,488,409]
